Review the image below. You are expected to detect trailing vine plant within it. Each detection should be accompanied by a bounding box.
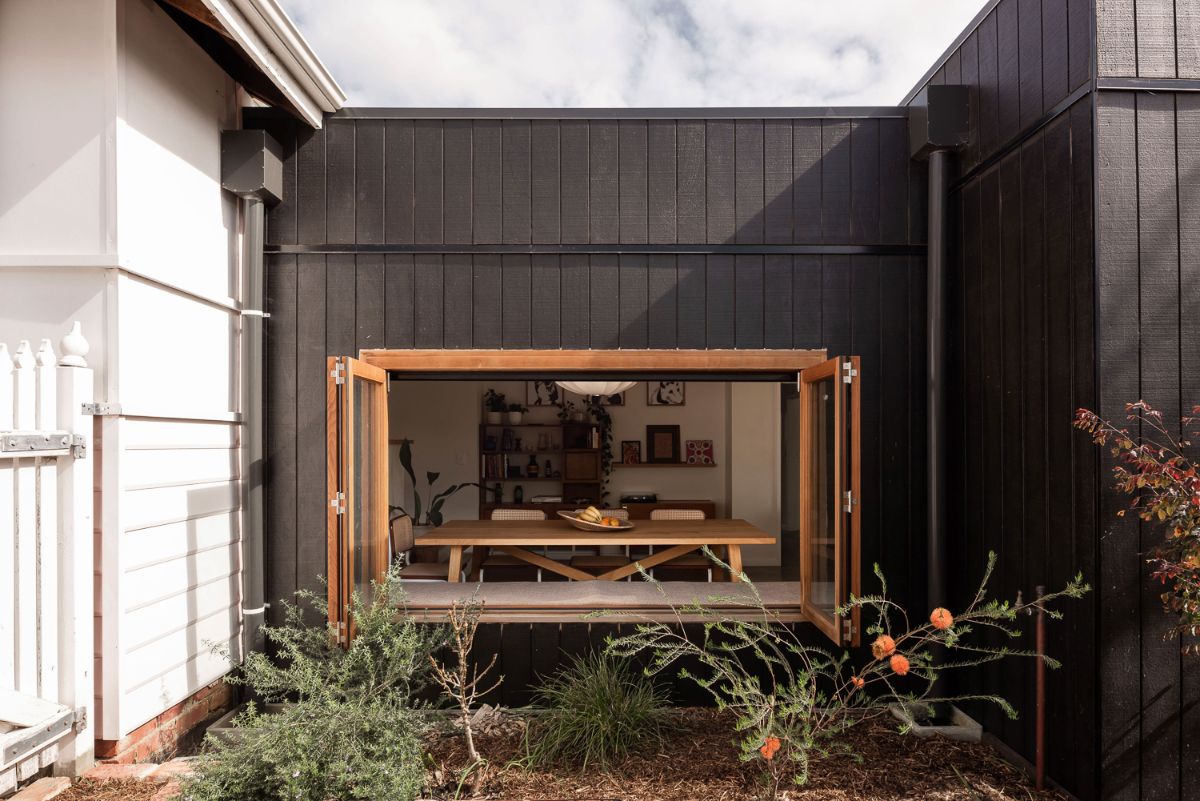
[585,397,614,502]
[1076,401,1200,652]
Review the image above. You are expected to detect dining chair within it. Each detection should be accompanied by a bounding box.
[390,515,462,582]
[648,508,713,581]
[480,508,546,581]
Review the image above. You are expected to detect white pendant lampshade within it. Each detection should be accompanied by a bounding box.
[555,380,637,397]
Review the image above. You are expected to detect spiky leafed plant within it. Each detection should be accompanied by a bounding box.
[528,651,670,770]
[392,438,477,527]
[602,550,1088,799]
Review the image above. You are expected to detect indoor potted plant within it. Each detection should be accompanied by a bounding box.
[483,389,506,425]
[507,402,528,425]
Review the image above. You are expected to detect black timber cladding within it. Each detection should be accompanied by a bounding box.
[247,105,929,717]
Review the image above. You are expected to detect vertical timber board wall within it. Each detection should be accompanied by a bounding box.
[1094,89,1200,801]
[247,108,927,708]
[946,98,1097,799]
[1097,0,1200,79]
[904,0,1093,178]
[906,0,1098,797]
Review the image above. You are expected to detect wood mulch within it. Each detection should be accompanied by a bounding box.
[51,778,161,801]
[424,708,1070,801]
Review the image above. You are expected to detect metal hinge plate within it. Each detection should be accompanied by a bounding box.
[73,706,88,733]
[1,431,85,458]
[843,490,855,513]
[842,618,855,641]
[330,491,345,515]
[82,402,121,416]
[842,361,858,384]
[330,360,346,385]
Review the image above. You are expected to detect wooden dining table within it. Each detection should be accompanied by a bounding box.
[417,518,777,583]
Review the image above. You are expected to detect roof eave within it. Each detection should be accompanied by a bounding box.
[202,0,345,127]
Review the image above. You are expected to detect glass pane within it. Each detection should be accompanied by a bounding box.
[805,375,837,618]
[353,375,377,604]
[780,384,800,581]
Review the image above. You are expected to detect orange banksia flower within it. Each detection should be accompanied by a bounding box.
[890,654,910,676]
[759,736,782,760]
[930,607,954,630]
[851,676,865,689]
[871,634,896,659]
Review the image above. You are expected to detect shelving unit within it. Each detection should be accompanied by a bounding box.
[478,420,605,517]
[614,462,717,468]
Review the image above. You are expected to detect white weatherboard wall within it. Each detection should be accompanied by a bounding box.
[0,0,246,744]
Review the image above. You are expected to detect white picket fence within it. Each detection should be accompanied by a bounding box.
[0,324,95,792]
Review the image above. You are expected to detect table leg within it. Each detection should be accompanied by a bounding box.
[727,545,743,583]
[448,545,463,582]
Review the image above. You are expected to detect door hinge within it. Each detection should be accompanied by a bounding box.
[843,490,855,513]
[337,621,348,645]
[330,360,346,385]
[842,618,855,641]
[330,491,345,515]
[841,361,858,384]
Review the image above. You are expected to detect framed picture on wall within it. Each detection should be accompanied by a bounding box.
[647,380,685,406]
[621,440,642,464]
[527,380,562,406]
[685,439,714,465]
[646,425,681,463]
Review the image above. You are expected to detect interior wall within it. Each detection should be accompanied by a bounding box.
[388,379,742,528]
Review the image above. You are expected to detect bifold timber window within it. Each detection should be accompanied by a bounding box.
[326,356,390,643]
[325,350,860,646]
[799,357,861,645]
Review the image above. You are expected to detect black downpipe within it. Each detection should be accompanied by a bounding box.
[927,150,949,616]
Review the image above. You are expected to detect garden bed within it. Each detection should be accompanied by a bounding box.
[424,708,1066,801]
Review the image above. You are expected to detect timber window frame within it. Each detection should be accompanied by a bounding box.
[326,349,860,645]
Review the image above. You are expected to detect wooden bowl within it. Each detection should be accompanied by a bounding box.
[557,510,635,532]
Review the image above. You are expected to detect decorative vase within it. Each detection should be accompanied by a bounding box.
[508,411,523,424]
[486,411,503,425]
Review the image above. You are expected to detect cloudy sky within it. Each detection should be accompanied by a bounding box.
[280,0,987,108]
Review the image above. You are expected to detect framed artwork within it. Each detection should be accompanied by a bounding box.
[646,425,681,463]
[647,380,686,406]
[527,380,562,406]
[621,440,642,464]
[685,439,715,465]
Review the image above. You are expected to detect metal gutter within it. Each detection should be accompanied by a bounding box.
[265,243,927,256]
[333,106,909,120]
[201,0,346,127]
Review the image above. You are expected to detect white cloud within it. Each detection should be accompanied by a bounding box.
[280,0,988,107]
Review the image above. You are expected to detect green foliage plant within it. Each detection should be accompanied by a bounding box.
[392,438,477,526]
[603,550,1088,799]
[528,651,670,770]
[181,569,446,801]
[584,398,614,501]
[1076,402,1200,651]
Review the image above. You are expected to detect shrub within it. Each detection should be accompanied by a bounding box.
[181,569,445,801]
[1076,401,1200,651]
[604,551,1088,799]
[528,651,670,770]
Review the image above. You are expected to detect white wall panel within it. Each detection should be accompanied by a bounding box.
[123,605,239,688]
[123,540,240,611]
[116,0,238,302]
[122,512,240,572]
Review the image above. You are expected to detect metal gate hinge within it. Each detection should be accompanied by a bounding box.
[82,402,121,416]
[330,360,346,384]
[330,491,345,515]
[73,706,88,733]
[842,362,858,384]
[1,431,85,458]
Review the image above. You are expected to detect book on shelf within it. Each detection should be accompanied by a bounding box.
[480,453,510,479]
